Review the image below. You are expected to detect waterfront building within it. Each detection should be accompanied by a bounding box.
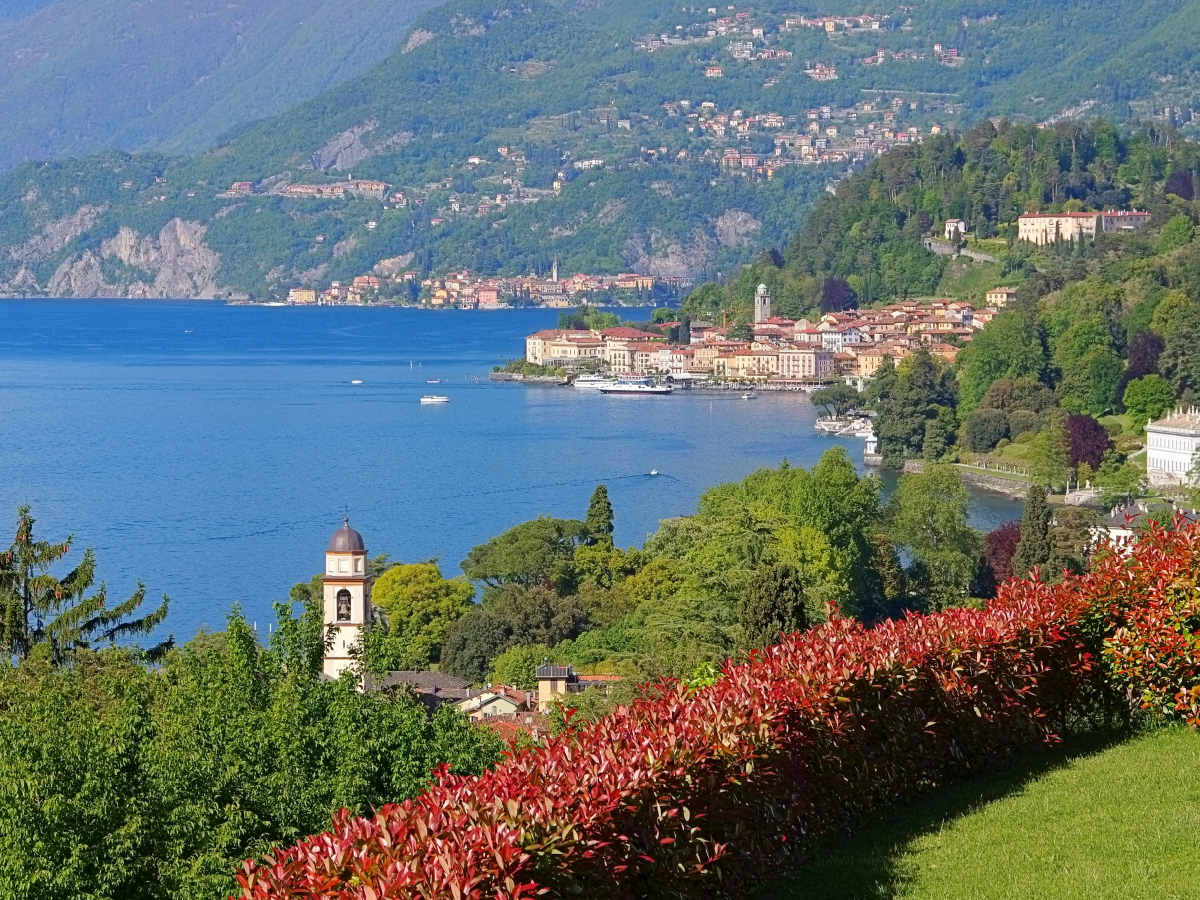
[1145,407,1200,486]
[322,517,373,680]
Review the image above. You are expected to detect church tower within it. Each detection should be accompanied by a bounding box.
[322,517,373,680]
[552,256,559,282]
[754,283,771,324]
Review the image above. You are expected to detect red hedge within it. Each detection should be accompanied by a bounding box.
[236,521,1200,900]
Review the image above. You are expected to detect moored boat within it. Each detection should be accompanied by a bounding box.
[598,377,673,395]
[573,373,618,389]
[420,395,450,404]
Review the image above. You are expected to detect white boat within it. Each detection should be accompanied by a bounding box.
[351,380,363,385]
[420,395,450,404]
[598,377,673,395]
[426,379,441,384]
[573,373,618,389]
[741,392,757,400]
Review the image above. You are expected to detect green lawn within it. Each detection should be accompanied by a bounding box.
[758,727,1200,900]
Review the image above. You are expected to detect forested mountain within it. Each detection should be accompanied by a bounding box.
[0,0,446,168]
[1,0,1199,298]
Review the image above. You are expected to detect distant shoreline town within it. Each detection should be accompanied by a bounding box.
[520,284,1023,385]
[234,264,685,309]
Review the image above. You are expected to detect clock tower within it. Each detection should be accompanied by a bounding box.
[322,516,373,680]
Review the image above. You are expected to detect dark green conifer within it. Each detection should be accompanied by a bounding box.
[737,563,807,651]
[1011,485,1053,577]
[585,484,614,543]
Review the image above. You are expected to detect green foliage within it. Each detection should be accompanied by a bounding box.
[737,563,807,652]
[0,505,170,663]
[964,408,1010,452]
[1122,374,1176,430]
[0,608,503,900]
[1151,292,1200,395]
[1094,451,1147,505]
[885,465,982,611]
[810,382,863,418]
[585,485,615,543]
[872,349,957,467]
[363,562,475,672]
[957,311,1048,412]
[442,584,588,682]
[488,643,551,690]
[1028,410,1072,491]
[1157,214,1196,254]
[460,516,588,591]
[1011,486,1052,578]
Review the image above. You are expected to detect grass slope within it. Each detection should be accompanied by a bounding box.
[0,0,446,168]
[761,727,1200,900]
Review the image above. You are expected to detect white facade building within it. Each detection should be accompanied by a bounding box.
[1145,407,1200,486]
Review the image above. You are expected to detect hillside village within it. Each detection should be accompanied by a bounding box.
[523,284,1013,382]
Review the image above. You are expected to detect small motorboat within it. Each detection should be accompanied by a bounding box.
[420,395,450,404]
[427,379,441,384]
[351,380,363,385]
[741,392,756,400]
[650,469,659,476]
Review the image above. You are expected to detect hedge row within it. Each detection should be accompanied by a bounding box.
[236,520,1200,900]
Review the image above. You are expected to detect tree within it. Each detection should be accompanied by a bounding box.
[1122,375,1176,430]
[956,311,1047,410]
[442,585,588,682]
[922,405,957,461]
[585,485,615,543]
[1048,506,1098,577]
[365,563,476,671]
[1157,214,1195,254]
[1058,345,1124,415]
[1065,414,1110,471]
[885,465,982,610]
[963,408,1009,452]
[489,643,551,689]
[1028,410,1071,491]
[737,563,807,651]
[1011,486,1052,577]
[983,521,1022,584]
[820,277,856,313]
[873,348,956,466]
[1153,292,1200,395]
[460,516,589,591]
[856,532,906,623]
[810,382,862,418]
[1116,330,1165,408]
[0,505,170,663]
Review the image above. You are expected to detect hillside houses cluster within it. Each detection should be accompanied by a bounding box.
[288,268,667,308]
[525,290,1022,381]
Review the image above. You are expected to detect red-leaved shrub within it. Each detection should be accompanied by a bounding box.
[235,521,1200,900]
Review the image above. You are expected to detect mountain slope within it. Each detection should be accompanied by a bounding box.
[0,0,448,169]
[2,0,1199,298]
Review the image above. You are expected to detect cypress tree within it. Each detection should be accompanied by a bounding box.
[585,484,614,542]
[1011,485,1052,577]
[737,563,807,651]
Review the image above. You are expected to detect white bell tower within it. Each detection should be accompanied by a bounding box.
[754,283,771,324]
[322,516,373,680]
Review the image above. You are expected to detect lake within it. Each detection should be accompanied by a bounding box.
[0,302,1024,641]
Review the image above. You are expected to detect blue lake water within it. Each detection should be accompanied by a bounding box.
[0,301,1025,642]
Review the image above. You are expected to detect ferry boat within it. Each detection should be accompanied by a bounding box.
[598,377,673,395]
[420,395,450,404]
[573,373,618,390]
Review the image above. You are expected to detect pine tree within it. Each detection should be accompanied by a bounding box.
[737,563,807,651]
[1011,485,1052,578]
[0,505,171,663]
[585,484,614,543]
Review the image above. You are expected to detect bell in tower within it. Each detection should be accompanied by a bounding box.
[322,516,373,680]
[754,283,771,324]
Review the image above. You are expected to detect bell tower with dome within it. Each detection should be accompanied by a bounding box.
[754,283,771,324]
[322,516,373,680]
